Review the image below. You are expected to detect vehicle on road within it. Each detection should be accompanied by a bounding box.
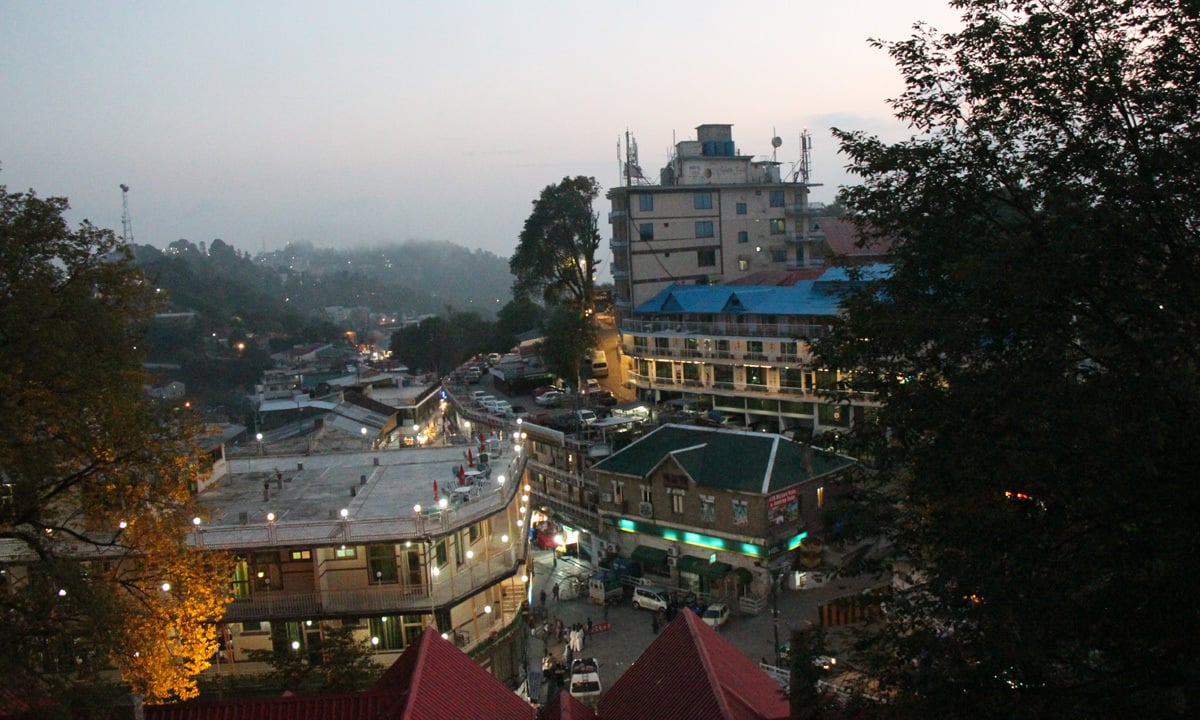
[589,349,609,378]
[583,378,601,395]
[701,602,731,628]
[632,586,668,611]
[569,657,601,705]
[590,389,617,407]
[535,390,563,407]
[531,385,559,398]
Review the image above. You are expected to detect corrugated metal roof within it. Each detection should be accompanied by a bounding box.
[591,425,851,494]
[598,610,790,720]
[144,629,535,720]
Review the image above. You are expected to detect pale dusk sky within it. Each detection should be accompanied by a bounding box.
[1,1,962,267]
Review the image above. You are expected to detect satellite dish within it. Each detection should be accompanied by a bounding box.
[771,136,783,148]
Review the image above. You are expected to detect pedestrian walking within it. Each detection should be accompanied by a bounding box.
[540,588,547,606]
[552,582,560,602]
[586,617,593,635]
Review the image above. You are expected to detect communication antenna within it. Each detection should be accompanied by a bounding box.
[799,129,812,184]
[771,132,783,162]
[119,184,134,244]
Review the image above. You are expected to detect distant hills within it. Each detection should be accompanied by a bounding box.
[132,238,514,326]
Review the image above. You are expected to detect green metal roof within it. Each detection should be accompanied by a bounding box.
[590,424,853,494]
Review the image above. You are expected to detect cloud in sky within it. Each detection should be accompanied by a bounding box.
[0,1,962,263]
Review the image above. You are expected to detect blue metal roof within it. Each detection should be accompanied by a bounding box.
[634,264,891,317]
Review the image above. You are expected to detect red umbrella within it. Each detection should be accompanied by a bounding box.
[467,448,475,467]
[459,465,466,486]
[432,480,439,501]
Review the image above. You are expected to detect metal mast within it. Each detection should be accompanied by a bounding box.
[120,184,134,244]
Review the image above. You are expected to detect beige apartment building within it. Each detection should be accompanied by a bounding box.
[607,123,824,315]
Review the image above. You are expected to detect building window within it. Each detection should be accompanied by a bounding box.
[367,545,398,584]
[769,190,785,207]
[817,486,825,508]
[671,492,684,515]
[769,219,785,235]
[683,363,700,382]
[289,550,312,561]
[700,496,715,523]
[714,365,734,384]
[695,221,714,238]
[334,546,357,559]
[654,336,670,350]
[634,335,647,350]
[716,339,731,355]
[737,230,748,244]
[641,485,653,504]
[694,192,713,210]
[241,621,266,633]
[369,615,404,650]
[655,361,673,381]
[614,481,624,505]
[698,249,716,267]
[771,249,787,263]
[435,539,448,568]
[639,194,654,211]
[781,340,798,357]
[748,340,763,355]
[736,202,747,215]
[746,366,766,386]
[738,258,749,271]
[639,223,654,241]
[732,499,749,526]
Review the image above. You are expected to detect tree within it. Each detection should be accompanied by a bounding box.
[510,176,602,310]
[0,183,233,706]
[540,304,596,392]
[817,2,1200,718]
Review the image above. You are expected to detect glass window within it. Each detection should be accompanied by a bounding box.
[781,341,798,357]
[746,366,766,385]
[716,339,730,354]
[737,230,748,244]
[748,340,763,354]
[634,335,647,349]
[738,258,749,271]
[736,202,747,215]
[654,336,670,350]
[694,192,713,210]
[638,194,654,211]
[769,190,785,207]
[639,223,654,241]
[671,493,684,514]
[683,363,700,381]
[769,219,785,235]
[290,550,312,561]
[368,545,398,584]
[655,362,673,380]
[370,615,404,650]
[732,500,749,526]
[771,249,787,263]
[435,539,448,567]
[613,481,624,504]
[695,221,714,238]
[697,249,716,267]
[700,498,715,523]
[714,365,734,383]
[334,546,357,559]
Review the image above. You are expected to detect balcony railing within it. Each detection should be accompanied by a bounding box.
[223,546,520,622]
[621,318,832,341]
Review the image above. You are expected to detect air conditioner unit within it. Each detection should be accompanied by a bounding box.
[667,546,680,558]
[667,556,677,568]
[638,502,654,518]
[601,492,613,503]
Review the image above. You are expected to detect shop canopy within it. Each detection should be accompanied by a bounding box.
[631,545,669,569]
[677,555,733,578]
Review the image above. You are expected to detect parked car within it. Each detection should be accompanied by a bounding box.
[535,390,563,407]
[575,409,598,426]
[701,602,731,628]
[590,389,617,407]
[531,385,559,399]
[510,404,530,420]
[569,657,602,705]
[583,378,601,395]
[632,586,669,611]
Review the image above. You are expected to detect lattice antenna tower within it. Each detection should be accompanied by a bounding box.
[119,184,134,244]
[799,129,812,184]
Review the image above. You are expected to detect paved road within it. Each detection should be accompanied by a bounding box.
[524,548,884,704]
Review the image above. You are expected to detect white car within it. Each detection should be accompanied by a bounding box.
[534,390,563,407]
[701,603,730,628]
[569,657,601,705]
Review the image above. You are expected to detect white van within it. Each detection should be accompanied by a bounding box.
[589,349,609,378]
[632,586,668,611]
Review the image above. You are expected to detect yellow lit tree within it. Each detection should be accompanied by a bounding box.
[0,181,232,708]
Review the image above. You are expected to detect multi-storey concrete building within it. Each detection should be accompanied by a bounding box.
[195,441,532,684]
[607,124,825,316]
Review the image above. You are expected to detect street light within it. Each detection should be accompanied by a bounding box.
[256,432,263,456]
[361,426,368,449]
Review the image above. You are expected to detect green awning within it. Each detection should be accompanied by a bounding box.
[631,545,669,568]
[702,561,733,578]
[676,555,708,574]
